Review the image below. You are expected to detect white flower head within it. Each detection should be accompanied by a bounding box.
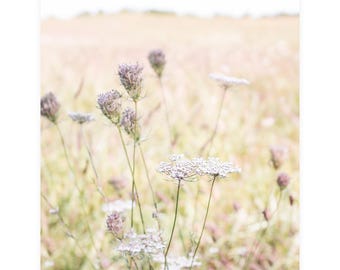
[209,73,249,90]
[68,112,95,124]
[193,157,241,178]
[158,154,196,181]
[117,228,165,258]
[153,254,201,270]
[102,200,133,213]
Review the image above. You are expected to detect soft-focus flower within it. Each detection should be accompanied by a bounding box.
[106,211,125,236]
[41,92,60,123]
[68,112,95,124]
[116,228,164,258]
[148,49,166,78]
[209,73,249,90]
[97,90,122,124]
[118,63,143,101]
[270,146,287,170]
[102,200,133,213]
[120,107,140,140]
[153,254,201,270]
[262,208,271,221]
[277,172,290,190]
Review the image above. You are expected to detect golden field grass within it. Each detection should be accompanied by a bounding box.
[41,12,299,269]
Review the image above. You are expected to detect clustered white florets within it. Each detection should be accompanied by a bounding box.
[116,228,165,258]
[209,73,249,90]
[153,253,201,270]
[68,112,95,124]
[158,154,241,181]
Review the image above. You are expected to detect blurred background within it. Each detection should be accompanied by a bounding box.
[41,1,299,269]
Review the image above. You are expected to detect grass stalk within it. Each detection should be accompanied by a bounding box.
[190,176,217,269]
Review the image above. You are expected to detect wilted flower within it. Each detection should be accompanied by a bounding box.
[193,157,241,178]
[118,63,143,101]
[158,154,197,181]
[117,228,164,258]
[106,211,125,236]
[262,208,271,221]
[97,90,122,124]
[277,172,290,190]
[270,146,287,170]
[209,73,249,90]
[102,200,133,213]
[120,107,140,140]
[148,49,166,78]
[68,112,95,124]
[40,92,60,123]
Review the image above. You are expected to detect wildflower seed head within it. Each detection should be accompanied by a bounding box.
[148,49,166,78]
[40,92,60,123]
[120,107,140,141]
[106,211,125,236]
[68,112,95,124]
[118,63,143,101]
[193,157,241,178]
[117,228,165,258]
[277,172,290,190]
[158,154,197,181]
[209,73,249,90]
[97,90,122,124]
[270,146,287,170]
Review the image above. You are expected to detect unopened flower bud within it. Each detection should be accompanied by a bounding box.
[41,92,60,123]
[277,173,290,190]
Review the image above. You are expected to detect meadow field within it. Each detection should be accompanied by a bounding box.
[41,12,299,269]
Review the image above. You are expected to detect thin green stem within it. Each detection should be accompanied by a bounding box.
[199,89,227,157]
[54,123,99,259]
[41,193,97,270]
[158,77,172,147]
[138,143,162,231]
[190,176,216,269]
[243,190,283,269]
[164,179,182,269]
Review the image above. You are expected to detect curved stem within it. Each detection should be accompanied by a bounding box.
[190,176,216,269]
[164,179,182,269]
[199,89,227,157]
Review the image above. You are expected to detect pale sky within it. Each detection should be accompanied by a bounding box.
[41,0,299,19]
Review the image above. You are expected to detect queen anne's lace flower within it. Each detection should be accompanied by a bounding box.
[153,254,201,270]
[117,228,165,258]
[68,112,94,124]
[120,107,140,140]
[158,155,241,181]
[193,157,241,178]
[102,200,133,213]
[209,73,249,90]
[158,154,197,181]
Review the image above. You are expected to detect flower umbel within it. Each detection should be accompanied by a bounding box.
[270,146,287,170]
[277,172,290,190]
[158,154,197,181]
[148,49,166,78]
[116,228,165,258]
[40,92,60,123]
[193,157,241,178]
[68,112,95,124]
[97,90,122,124]
[209,73,249,90]
[118,63,143,101]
